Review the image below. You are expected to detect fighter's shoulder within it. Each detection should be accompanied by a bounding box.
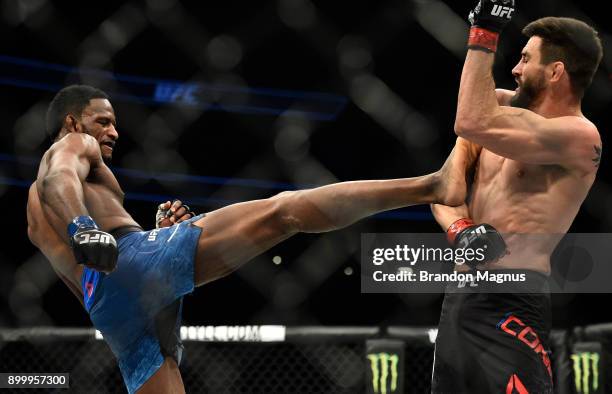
[564,116,600,145]
[578,116,600,138]
[50,133,101,156]
[558,116,601,173]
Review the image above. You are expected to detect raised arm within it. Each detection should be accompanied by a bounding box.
[455,2,600,172]
[455,51,598,170]
[36,133,101,229]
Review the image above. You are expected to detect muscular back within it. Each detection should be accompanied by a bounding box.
[27,133,139,298]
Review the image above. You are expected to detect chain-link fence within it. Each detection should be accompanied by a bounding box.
[0,328,377,394]
[1,341,368,393]
[0,326,428,393]
[3,324,612,393]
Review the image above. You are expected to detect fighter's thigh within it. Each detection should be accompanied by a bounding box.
[137,357,184,394]
[191,198,294,286]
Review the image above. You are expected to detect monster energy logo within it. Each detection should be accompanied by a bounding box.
[571,351,600,394]
[367,352,399,394]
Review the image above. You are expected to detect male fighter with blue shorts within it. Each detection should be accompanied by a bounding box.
[26,84,485,393]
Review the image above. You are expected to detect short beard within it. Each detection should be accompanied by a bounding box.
[510,73,546,110]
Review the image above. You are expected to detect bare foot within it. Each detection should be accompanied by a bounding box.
[435,140,475,206]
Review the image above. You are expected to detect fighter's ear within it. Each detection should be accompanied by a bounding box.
[549,61,566,83]
[64,114,82,134]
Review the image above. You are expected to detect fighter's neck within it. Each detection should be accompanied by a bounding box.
[530,91,583,119]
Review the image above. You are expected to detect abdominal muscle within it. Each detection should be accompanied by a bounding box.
[459,201,567,275]
[457,151,592,275]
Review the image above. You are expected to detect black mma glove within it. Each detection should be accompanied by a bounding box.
[68,215,118,273]
[446,218,507,267]
[467,0,515,52]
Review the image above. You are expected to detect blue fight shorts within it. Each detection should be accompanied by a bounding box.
[81,215,204,394]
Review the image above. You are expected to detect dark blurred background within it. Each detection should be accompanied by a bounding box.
[0,0,611,331]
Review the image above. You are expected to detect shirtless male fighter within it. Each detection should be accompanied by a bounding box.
[430,1,603,392]
[27,85,477,393]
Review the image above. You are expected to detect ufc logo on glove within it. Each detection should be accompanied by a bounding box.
[78,233,112,245]
[490,5,514,18]
[456,225,487,249]
[476,0,515,20]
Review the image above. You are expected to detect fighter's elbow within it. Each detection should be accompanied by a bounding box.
[454,117,481,137]
[453,121,465,136]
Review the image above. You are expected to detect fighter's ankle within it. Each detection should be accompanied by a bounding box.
[433,171,465,207]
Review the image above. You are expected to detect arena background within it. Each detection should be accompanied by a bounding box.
[0,0,611,391]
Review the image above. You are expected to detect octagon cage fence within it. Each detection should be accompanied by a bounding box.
[1,324,612,393]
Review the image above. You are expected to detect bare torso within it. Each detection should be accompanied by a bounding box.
[459,147,596,274]
[27,149,139,291]
[27,147,187,392]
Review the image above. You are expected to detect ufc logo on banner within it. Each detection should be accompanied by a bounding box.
[78,233,111,245]
[491,5,514,19]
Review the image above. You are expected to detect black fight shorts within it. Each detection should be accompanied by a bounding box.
[431,269,553,394]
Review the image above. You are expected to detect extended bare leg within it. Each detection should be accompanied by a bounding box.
[192,138,473,285]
